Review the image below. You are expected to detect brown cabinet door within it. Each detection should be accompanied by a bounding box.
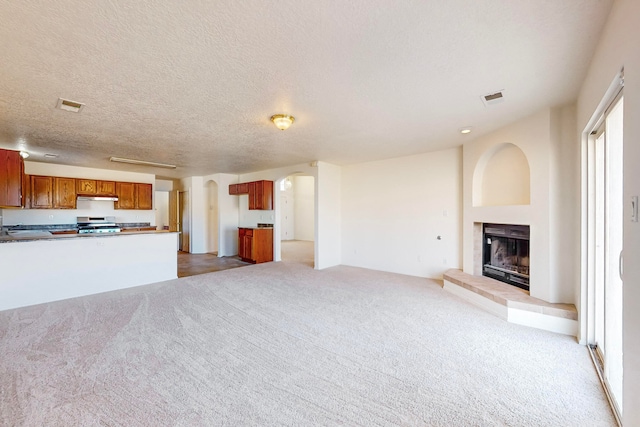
[229,184,238,195]
[248,182,256,209]
[0,149,23,208]
[97,180,116,195]
[136,183,153,210]
[76,179,97,194]
[237,183,249,194]
[115,182,136,209]
[30,175,54,209]
[53,177,76,209]
[242,235,253,260]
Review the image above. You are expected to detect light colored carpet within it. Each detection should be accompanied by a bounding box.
[281,240,314,267]
[0,259,614,426]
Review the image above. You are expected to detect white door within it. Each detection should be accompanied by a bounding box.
[591,96,624,417]
[280,182,294,241]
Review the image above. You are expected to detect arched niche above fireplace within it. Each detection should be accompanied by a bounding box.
[472,142,530,207]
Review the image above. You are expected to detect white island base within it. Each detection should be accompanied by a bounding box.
[0,232,178,312]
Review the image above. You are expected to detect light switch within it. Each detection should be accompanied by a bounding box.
[632,196,638,222]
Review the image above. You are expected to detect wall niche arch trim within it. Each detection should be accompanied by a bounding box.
[472,142,531,207]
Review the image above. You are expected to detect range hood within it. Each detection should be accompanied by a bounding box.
[77,194,119,202]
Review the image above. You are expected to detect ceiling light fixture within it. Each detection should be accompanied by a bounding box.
[460,127,472,134]
[19,151,29,159]
[270,114,295,131]
[109,156,177,169]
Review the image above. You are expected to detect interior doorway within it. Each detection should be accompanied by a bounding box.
[278,175,315,267]
[586,92,623,421]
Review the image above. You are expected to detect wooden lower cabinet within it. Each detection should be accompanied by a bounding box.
[238,227,273,263]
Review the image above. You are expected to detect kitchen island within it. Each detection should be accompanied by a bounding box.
[0,231,178,311]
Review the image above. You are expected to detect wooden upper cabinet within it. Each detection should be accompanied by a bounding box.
[230,180,273,210]
[76,179,97,194]
[53,177,76,209]
[115,182,136,209]
[136,183,153,210]
[0,148,24,208]
[97,180,116,195]
[115,182,152,210]
[251,180,273,210]
[237,183,249,194]
[30,175,54,209]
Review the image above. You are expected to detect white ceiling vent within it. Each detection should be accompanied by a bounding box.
[481,90,505,107]
[56,98,85,113]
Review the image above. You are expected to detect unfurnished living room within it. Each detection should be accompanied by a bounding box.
[1,1,639,426]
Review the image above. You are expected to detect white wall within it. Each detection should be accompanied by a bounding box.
[155,191,169,229]
[3,162,156,226]
[341,148,461,279]
[316,162,341,269]
[197,173,239,257]
[478,144,530,207]
[576,0,640,421]
[294,176,315,241]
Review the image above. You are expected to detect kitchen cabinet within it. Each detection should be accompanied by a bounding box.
[115,182,136,209]
[53,177,76,209]
[30,175,54,209]
[0,148,24,208]
[121,226,157,232]
[76,179,97,194]
[229,180,273,210]
[238,227,273,263]
[229,183,250,195]
[251,180,273,210]
[115,182,153,210]
[97,180,116,195]
[136,183,153,210]
[77,179,116,196]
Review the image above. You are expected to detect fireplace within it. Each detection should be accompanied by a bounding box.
[483,223,530,291]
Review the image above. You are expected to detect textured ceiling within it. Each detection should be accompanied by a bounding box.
[0,0,613,178]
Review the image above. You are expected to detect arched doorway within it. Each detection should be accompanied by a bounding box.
[277,174,315,267]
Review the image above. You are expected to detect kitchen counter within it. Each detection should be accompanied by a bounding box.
[0,231,178,311]
[0,230,172,243]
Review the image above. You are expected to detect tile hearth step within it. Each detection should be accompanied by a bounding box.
[442,269,578,336]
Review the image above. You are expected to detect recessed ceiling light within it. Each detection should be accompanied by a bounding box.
[44,153,59,158]
[56,98,85,113]
[110,156,177,169]
[460,127,472,134]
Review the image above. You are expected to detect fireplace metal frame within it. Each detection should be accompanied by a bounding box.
[483,223,530,291]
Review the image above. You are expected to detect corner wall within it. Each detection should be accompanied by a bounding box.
[463,107,578,304]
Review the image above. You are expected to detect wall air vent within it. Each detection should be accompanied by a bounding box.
[56,98,85,113]
[481,90,505,107]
